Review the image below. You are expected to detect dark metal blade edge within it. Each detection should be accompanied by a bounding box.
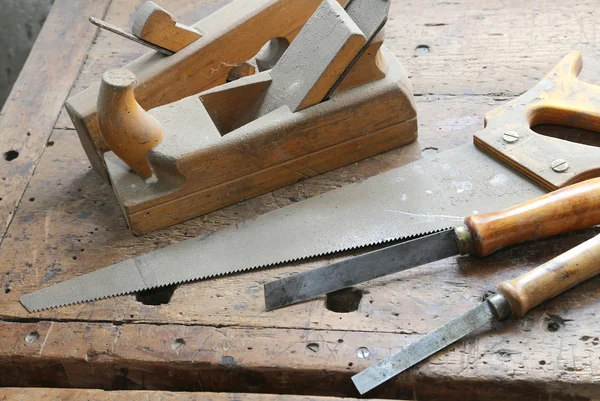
[264,228,458,310]
[352,300,496,394]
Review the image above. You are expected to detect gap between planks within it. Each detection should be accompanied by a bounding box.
[0,314,426,336]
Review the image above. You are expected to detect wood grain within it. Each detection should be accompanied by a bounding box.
[66,0,351,179]
[53,0,600,131]
[97,69,164,178]
[255,0,365,114]
[464,177,600,257]
[105,47,415,234]
[0,0,111,245]
[124,118,417,234]
[499,233,600,318]
[0,388,395,401]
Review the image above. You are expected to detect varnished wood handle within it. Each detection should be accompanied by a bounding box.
[498,233,600,318]
[463,177,600,257]
[97,69,163,179]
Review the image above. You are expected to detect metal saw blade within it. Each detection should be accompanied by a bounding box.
[20,143,545,312]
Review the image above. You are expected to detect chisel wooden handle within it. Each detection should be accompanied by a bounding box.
[497,233,600,318]
[459,177,600,257]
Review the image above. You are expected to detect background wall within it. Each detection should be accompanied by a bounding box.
[0,0,54,109]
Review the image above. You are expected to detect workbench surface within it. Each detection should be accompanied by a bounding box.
[0,1,599,400]
[0,388,398,401]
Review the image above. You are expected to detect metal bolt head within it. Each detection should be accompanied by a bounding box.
[356,347,370,359]
[551,159,569,173]
[25,331,40,343]
[502,131,519,143]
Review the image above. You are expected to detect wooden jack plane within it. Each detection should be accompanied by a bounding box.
[66,0,417,234]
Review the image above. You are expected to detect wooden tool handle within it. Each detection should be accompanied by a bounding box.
[462,177,600,257]
[97,69,163,179]
[498,233,600,318]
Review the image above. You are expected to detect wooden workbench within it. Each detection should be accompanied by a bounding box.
[0,0,599,399]
[0,388,396,401]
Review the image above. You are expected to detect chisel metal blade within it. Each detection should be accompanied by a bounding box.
[352,299,497,394]
[264,229,458,310]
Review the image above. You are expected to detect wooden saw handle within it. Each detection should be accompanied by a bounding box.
[461,177,600,257]
[498,233,600,318]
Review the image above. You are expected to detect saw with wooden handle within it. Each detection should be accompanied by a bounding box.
[19,52,600,312]
[264,177,600,310]
[352,232,600,394]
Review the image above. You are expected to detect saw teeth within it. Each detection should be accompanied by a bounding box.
[24,228,452,312]
[253,227,453,267]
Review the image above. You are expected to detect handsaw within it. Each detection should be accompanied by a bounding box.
[352,232,600,394]
[20,51,600,312]
[264,177,600,310]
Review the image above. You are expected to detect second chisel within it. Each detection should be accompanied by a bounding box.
[264,177,600,311]
[353,230,600,394]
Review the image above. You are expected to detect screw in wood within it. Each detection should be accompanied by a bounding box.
[502,130,520,143]
[25,331,40,343]
[551,159,569,173]
[356,347,370,358]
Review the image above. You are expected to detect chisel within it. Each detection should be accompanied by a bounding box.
[264,177,600,311]
[352,231,600,394]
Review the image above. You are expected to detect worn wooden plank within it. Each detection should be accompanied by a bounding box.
[0,0,112,244]
[0,388,394,401]
[0,302,598,399]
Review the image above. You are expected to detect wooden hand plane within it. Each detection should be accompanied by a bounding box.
[67,0,417,234]
[68,0,341,179]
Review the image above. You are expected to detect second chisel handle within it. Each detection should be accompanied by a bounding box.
[498,233,600,318]
[464,177,600,257]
